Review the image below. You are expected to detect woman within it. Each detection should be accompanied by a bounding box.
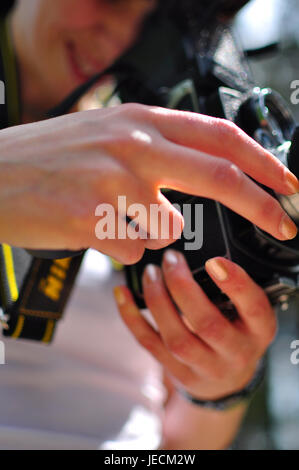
[0,0,297,449]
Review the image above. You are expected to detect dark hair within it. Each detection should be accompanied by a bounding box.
[168,0,249,16]
[0,0,15,17]
[154,0,250,30]
[211,0,250,16]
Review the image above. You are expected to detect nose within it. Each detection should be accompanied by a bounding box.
[91,16,146,59]
[95,0,157,46]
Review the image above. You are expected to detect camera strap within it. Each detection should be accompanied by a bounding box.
[1,247,84,343]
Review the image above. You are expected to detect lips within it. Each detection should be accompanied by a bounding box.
[66,41,106,84]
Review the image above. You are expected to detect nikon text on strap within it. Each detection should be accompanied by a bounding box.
[0,247,84,343]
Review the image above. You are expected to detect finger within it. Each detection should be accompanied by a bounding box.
[96,164,184,248]
[126,189,184,250]
[161,249,251,362]
[205,257,277,350]
[144,190,185,250]
[142,139,298,242]
[113,285,196,385]
[141,264,225,378]
[91,211,146,264]
[148,107,299,196]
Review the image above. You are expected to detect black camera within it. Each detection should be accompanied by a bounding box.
[114,1,299,317]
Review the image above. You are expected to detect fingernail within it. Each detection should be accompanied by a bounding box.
[206,258,228,281]
[113,286,126,306]
[144,264,161,283]
[163,250,182,272]
[279,214,298,240]
[285,168,299,194]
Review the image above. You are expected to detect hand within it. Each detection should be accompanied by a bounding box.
[113,249,277,400]
[0,104,298,263]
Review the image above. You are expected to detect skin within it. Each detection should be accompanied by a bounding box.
[11,0,157,117]
[3,0,298,449]
[114,250,277,449]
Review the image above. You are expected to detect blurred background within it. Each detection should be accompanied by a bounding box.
[231,0,299,450]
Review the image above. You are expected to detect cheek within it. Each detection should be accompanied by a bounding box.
[31,0,101,57]
[49,0,105,32]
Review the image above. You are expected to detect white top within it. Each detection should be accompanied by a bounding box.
[0,250,165,450]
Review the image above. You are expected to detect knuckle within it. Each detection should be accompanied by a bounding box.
[193,317,227,342]
[129,129,154,158]
[212,161,243,194]
[244,291,272,319]
[102,129,134,157]
[167,336,193,359]
[214,118,242,145]
[109,129,156,169]
[98,127,143,159]
[256,196,281,222]
[138,334,158,353]
[121,102,149,120]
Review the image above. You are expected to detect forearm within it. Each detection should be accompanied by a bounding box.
[160,389,248,450]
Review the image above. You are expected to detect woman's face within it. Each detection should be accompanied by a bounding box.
[12,0,157,110]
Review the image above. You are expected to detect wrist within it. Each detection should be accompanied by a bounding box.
[161,387,248,450]
[176,357,266,411]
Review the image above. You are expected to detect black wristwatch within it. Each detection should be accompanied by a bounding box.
[177,357,266,411]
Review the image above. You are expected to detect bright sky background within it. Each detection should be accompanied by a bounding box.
[235,0,283,49]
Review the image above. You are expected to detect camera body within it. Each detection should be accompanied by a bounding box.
[118,7,299,316]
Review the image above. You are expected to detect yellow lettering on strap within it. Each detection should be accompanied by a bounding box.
[42,320,55,343]
[2,244,19,302]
